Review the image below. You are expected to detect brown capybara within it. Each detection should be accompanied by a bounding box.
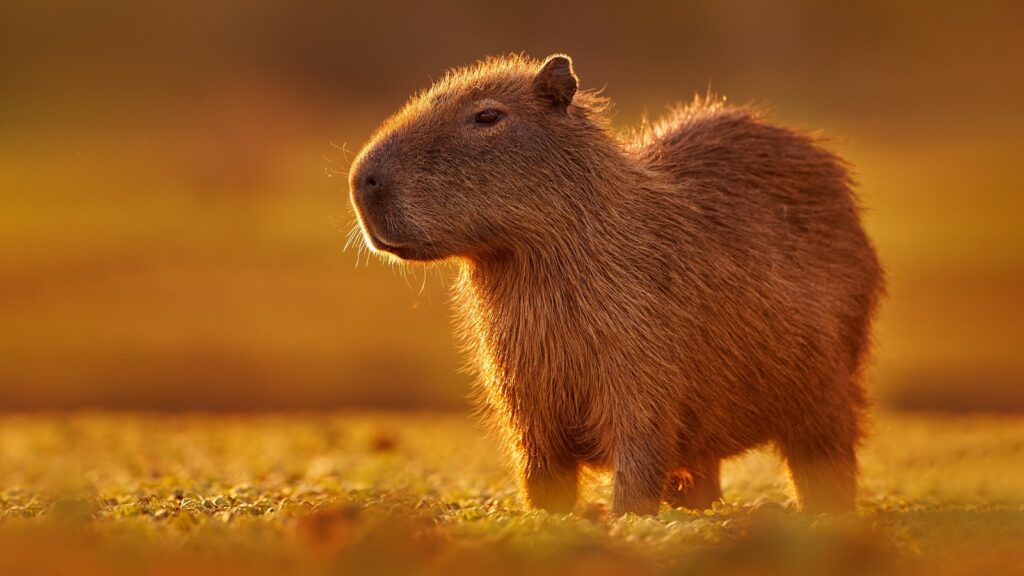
[347,54,884,516]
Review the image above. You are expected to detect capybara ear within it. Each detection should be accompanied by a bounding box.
[533,54,578,112]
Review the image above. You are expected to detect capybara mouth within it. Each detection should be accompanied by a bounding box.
[368,233,403,253]
[366,231,423,260]
[352,207,419,259]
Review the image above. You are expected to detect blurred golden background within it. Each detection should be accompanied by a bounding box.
[1,1,1021,411]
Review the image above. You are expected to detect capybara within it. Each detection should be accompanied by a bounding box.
[347,54,884,515]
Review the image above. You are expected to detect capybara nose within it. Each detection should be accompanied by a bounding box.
[363,172,383,196]
[352,164,388,207]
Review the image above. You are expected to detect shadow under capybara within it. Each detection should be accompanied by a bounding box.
[347,54,884,515]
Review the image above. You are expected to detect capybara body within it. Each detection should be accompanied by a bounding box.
[348,54,884,515]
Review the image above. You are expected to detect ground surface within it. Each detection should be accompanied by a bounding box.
[1,412,1022,575]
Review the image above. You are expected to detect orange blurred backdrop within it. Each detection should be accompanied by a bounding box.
[2,1,1022,411]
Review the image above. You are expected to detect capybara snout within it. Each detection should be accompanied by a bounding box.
[350,53,884,516]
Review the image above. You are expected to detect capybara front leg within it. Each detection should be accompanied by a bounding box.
[523,455,579,513]
[611,448,666,516]
[664,460,723,510]
[780,434,858,513]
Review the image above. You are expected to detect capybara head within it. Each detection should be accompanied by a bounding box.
[349,54,609,261]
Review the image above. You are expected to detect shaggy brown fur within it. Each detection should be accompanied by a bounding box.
[348,54,884,516]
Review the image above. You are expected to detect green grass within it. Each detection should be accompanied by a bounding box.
[1,412,1023,575]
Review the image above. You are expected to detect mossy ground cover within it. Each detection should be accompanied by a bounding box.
[1,412,1022,575]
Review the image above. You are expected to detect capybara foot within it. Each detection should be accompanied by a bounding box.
[611,492,661,517]
[664,461,723,511]
[524,460,579,513]
[782,438,858,513]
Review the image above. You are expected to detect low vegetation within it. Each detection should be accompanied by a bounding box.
[1,412,1022,575]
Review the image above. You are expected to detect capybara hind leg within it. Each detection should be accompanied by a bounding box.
[523,457,579,513]
[664,460,723,510]
[780,434,858,513]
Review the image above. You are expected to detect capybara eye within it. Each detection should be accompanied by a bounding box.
[474,109,503,125]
